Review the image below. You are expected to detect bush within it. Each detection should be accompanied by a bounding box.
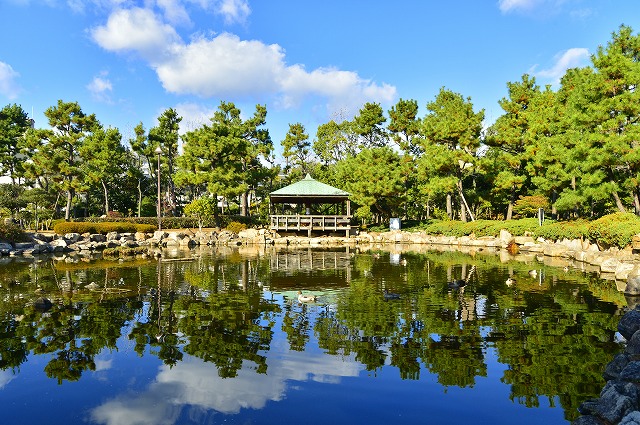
[0,222,29,243]
[226,221,247,234]
[587,212,640,249]
[513,195,550,218]
[53,221,146,235]
[534,220,589,241]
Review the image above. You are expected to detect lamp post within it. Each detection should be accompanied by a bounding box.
[155,146,162,231]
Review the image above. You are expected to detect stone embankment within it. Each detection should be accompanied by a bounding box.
[573,307,640,424]
[3,227,640,291]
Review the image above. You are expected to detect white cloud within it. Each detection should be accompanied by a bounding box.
[533,47,590,84]
[87,71,114,103]
[498,0,541,13]
[215,0,250,25]
[157,0,192,26]
[90,350,363,425]
[0,61,21,100]
[91,7,182,61]
[92,10,398,114]
[173,102,215,133]
[0,370,16,389]
[156,33,284,97]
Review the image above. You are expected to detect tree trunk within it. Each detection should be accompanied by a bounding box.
[506,185,517,221]
[213,193,220,227]
[240,192,248,217]
[611,184,626,213]
[634,190,640,216]
[457,179,475,222]
[137,179,142,217]
[65,188,73,221]
[446,194,452,219]
[101,179,109,215]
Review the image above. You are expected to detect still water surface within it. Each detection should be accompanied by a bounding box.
[0,245,627,425]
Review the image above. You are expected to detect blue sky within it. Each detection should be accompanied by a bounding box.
[1,0,639,157]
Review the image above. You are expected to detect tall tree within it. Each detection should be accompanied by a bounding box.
[388,98,421,156]
[281,122,311,178]
[80,126,128,215]
[0,104,32,184]
[41,100,99,220]
[485,74,541,220]
[149,109,181,216]
[176,102,273,219]
[418,88,484,222]
[352,102,388,149]
[336,147,407,222]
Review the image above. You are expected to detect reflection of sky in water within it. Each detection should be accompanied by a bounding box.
[0,370,15,389]
[90,347,363,425]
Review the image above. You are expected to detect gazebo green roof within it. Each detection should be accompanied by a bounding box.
[270,174,349,201]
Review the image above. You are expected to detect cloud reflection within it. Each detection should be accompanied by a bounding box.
[90,349,362,424]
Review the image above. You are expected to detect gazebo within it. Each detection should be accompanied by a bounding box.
[269,174,352,237]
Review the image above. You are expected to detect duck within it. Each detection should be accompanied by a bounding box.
[528,270,538,278]
[297,291,317,303]
[447,279,467,290]
[506,277,516,286]
[383,289,401,300]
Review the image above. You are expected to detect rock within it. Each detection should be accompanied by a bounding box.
[626,265,640,295]
[601,257,622,274]
[572,416,606,425]
[617,263,637,281]
[578,381,638,424]
[90,234,107,242]
[514,236,535,245]
[619,310,640,340]
[633,235,640,250]
[621,411,640,425]
[238,228,259,239]
[604,354,631,381]
[619,361,640,382]
[64,233,81,243]
[625,330,640,356]
[499,229,512,246]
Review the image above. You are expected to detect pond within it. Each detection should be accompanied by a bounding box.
[0,244,627,425]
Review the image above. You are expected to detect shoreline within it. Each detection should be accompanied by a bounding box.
[3,227,640,293]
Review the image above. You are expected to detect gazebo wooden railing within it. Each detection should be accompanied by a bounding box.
[270,214,351,237]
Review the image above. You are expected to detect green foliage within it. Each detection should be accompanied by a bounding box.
[184,197,216,230]
[225,221,247,234]
[533,220,589,241]
[587,213,640,249]
[0,222,29,243]
[419,218,540,237]
[53,221,156,235]
[513,195,550,217]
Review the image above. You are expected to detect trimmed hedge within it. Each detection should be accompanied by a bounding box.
[586,212,640,249]
[78,214,262,229]
[53,221,157,235]
[408,213,640,249]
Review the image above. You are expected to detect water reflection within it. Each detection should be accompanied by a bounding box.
[0,245,628,424]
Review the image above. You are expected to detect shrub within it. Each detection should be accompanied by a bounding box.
[0,222,29,243]
[513,195,550,218]
[587,212,640,249]
[534,220,589,242]
[226,221,247,234]
[53,221,140,235]
[135,224,157,233]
